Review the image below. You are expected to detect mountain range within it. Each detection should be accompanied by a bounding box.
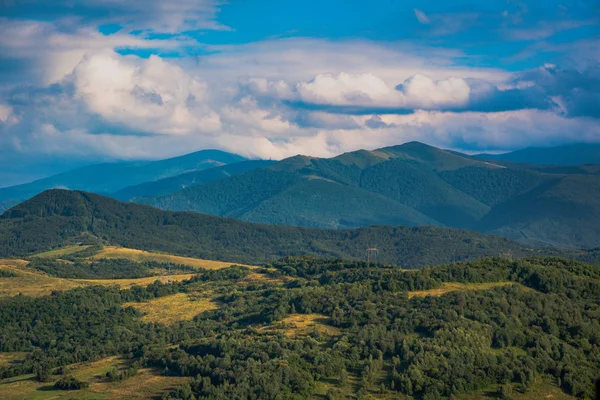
[2,142,600,249]
[476,143,600,166]
[0,150,246,213]
[135,142,600,248]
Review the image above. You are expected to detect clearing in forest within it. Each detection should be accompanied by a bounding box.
[0,355,189,400]
[72,274,196,290]
[31,244,91,258]
[93,246,256,270]
[124,292,219,325]
[261,314,341,338]
[0,260,85,297]
[0,259,196,298]
[408,282,516,299]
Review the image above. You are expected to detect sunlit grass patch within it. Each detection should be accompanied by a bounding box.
[73,274,197,290]
[408,282,516,299]
[124,292,219,325]
[0,260,85,298]
[262,313,341,338]
[0,259,196,298]
[31,245,91,258]
[0,355,190,400]
[0,352,28,368]
[238,271,287,285]
[93,246,256,270]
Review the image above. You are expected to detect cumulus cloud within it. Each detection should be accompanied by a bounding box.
[71,52,221,135]
[1,31,599,178]
[0,18,188,86]
[246,72,471,111]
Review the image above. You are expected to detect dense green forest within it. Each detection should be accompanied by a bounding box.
[0,256,598,399]
[0,189,555,268]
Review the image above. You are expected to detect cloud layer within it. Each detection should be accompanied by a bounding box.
[1,0,599,184]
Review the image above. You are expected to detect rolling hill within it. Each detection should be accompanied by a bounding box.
[0,189,546,268]
[136,142,600,248]
[0,150,246,214]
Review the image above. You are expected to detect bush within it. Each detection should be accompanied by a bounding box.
[54,375,89,390]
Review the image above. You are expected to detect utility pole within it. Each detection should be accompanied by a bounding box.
[366,247,378,264]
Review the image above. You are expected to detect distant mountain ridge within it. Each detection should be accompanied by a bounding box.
[0,150,246,213]
[136,142,600,248]
[476,143,600,166]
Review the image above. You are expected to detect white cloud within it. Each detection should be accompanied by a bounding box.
[71,52,221,135]
[247,72,471,110]
[0,18,189,86]
[1,33,598,172]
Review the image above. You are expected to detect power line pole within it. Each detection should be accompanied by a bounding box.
[366,247,378,264]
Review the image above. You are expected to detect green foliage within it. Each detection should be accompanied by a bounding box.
[54,375,90,390]
[1,256,598,399]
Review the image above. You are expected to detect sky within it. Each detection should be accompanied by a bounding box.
[0,0,599,186]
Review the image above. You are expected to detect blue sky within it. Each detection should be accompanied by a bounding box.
[0,0,599,186]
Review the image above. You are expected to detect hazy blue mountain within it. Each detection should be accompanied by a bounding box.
[476,143,600,166]
[137,142,600,248]
[0,150,246,213]
[114,160,275,201]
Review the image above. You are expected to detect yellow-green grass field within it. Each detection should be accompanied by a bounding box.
[31,244,91,258]
[0,355,190,400]
[0,259,196,298]
[261,313,341,338]
[408,281,517,299]
[0,260,85,297]
[93,246,257,270]
[124,292,219,325]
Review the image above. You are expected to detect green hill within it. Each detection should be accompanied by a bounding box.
[0,189,544,268]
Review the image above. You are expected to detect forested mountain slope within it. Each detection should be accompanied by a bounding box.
[0,189,543,268]
[136,142,600,248]
[114,159,276,201]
